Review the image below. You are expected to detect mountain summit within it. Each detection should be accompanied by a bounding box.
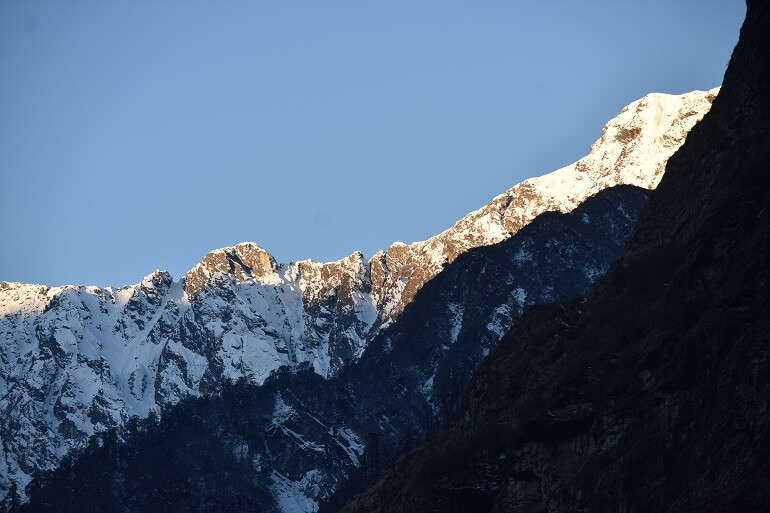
[340,3,770,511]
[0,87,716,503]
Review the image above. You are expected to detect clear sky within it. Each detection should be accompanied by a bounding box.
[1,1,745,287]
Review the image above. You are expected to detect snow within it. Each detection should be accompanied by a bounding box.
[486,304,513,338]
[281,427,326,453]
[583,264,607,282]
[269,395,326,453]
[447,303,463,344]
[420,371,438,414]
[0,87,719,506]
[512,288,527,307]
[270,470,322,513]
[331,426,365,467]
[514,247,533,265]
[271,394,297,426]
[371,87,718,293]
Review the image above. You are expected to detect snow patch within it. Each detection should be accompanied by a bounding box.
[270,470,323,513]
[447,303,463,344]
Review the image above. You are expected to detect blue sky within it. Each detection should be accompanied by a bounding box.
[1,1,744,287]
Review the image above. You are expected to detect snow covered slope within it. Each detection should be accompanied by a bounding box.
[372,88,720,319]
[16,184,653,513]
[0,88,717,502]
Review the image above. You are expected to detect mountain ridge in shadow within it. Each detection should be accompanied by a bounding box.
[339,3,770,511]
[14,185,651,513]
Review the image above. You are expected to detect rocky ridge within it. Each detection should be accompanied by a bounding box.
[340,3,770,512]
[0,87,715,503]
[17,184,651,513]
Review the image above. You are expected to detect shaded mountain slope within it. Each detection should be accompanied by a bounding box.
[340,3,770,512]
[15,185,650,513]
[0,89,714,503]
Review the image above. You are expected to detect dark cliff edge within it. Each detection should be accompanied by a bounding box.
[340,3,770,512]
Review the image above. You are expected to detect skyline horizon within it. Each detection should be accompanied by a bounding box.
[1,2,743,287]
[3,85,720,289]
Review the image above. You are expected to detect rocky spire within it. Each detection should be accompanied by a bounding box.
[183,242,280,296]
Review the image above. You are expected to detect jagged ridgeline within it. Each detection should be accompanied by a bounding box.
[1,87,716,510]
[18,185,649,513]
[339,3,770,512]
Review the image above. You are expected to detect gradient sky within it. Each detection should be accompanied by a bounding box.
[1,1,745,287]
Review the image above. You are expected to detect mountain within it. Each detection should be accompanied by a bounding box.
[0,88,716,503]
[17,184,649,513]
[339,3,770,512]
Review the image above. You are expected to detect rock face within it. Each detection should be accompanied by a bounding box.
[17,185,650,513]
[365,86,717,321]
[0,87,715,504]
[183,243,281,297]
[339,4,770,512]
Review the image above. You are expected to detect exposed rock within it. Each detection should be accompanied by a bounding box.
[18,185,649,513]
[339,4,770,512]
[183,242,280,297]
[0,87,716,504]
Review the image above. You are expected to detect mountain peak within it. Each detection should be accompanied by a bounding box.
[357,88,719,321]
[0,87,722,506]
[183,241,279,296]
[139,269,173,289]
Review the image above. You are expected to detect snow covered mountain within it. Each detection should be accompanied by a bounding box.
[337,8,770,509]
[18,184,652,513]
[0,88,716,503]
